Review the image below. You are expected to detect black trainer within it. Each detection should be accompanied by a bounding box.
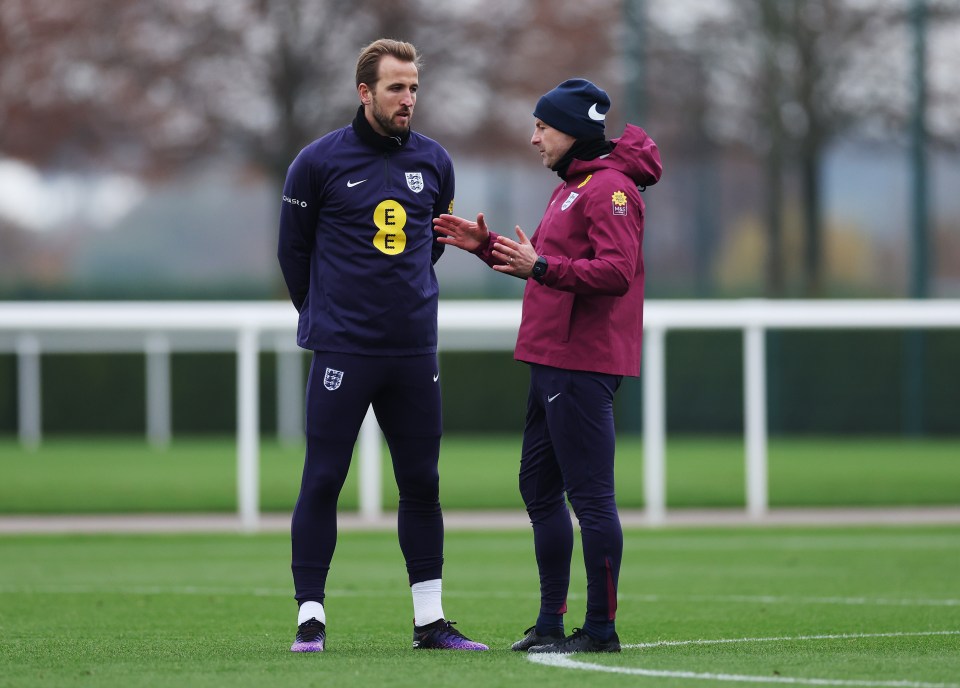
[511,625,565,652]
[290,618,325,652]
[412,619,488,650]
[527,627,621,654]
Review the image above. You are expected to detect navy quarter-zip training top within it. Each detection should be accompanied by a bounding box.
[278,108,454,355]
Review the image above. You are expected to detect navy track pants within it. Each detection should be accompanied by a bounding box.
[291,351,444,604]
[519,363,623,625]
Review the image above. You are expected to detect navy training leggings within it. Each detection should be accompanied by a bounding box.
[291,351,444,604]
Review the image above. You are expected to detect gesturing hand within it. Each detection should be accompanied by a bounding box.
[433,213,490,253]
[492,227,538,278]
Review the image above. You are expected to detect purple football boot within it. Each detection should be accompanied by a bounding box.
[290,618,325,653]
[412,619,488,651]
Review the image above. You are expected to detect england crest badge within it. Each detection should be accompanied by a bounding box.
[405,172,424,193]
[561,191,579,211]
[323,368,344,391]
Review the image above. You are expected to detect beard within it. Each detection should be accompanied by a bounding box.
[371,95,411,137]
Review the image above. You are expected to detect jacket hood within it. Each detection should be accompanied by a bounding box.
[568,124,662,188]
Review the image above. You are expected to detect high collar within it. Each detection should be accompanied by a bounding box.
[552,136,613,180]
[352,106,410,152]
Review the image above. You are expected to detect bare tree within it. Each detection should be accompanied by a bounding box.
[0,0,516,186]
[657,0,960,297]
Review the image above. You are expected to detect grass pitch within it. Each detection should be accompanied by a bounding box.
[1,434,959,513]
[1,526,959,687]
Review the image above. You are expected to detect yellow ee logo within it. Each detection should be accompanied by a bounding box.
[372,200,407,255]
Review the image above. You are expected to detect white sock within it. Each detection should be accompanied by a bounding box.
[411,579,444,627]
[298,600,325,626]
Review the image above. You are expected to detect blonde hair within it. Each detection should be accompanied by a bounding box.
[356,39,421,88]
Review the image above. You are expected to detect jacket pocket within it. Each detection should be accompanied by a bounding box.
[556,292,575,343]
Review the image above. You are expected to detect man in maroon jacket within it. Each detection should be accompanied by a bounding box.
[434,78,662,654]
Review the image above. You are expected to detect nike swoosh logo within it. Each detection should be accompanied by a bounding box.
[346,179,367,188]
[433,373,440,382]
[587,104,606,121]
[547,393,561,402]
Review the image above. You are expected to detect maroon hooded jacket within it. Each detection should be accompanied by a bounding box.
[475,124,662,376]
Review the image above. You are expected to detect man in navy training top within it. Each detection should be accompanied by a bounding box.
[277,38,487,653]
[434,78,662,653]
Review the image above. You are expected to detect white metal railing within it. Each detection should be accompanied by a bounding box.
[1,299,959,530]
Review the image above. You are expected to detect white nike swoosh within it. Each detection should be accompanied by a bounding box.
[587,104,606,121]
[346,179,367,188]
[547,393,561,402]
[433,373,440,382]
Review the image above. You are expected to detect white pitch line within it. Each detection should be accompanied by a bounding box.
[528,630,960,688]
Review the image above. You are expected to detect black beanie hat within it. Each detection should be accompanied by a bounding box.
[533,78,610,140]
